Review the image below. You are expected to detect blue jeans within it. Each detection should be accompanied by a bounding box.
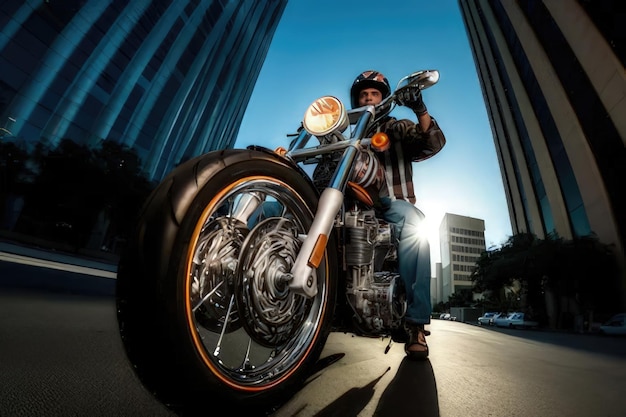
[381,197,432,326]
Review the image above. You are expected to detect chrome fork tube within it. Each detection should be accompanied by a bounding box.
[288,143,360,298]
[231,192,263,224]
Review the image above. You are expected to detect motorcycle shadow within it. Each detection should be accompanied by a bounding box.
[305,356,439,417]
[373,357,439,417]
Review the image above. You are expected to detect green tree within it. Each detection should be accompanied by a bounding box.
[471,232,622,328]
[542,235,621,319]
[13,138,154,253]
[15,139,104,247]
[0,140,32,228]
[448,289,474,307]
[471,232,537,293]
[92,141,154,252]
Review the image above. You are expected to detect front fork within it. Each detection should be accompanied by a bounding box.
[287,143,361,298]
[286,188,342,297]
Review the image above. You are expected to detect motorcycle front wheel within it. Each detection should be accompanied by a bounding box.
[116,148,338,414]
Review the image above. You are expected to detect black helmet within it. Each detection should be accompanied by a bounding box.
[350,70,391,108]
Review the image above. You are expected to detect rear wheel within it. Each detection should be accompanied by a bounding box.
[116,149,337,414]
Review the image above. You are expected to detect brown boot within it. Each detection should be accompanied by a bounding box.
[405,325,429,360]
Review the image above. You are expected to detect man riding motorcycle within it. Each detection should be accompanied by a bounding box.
[349,70,446,359]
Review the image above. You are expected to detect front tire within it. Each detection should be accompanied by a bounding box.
[116,149,337,414]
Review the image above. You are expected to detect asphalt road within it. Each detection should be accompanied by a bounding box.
[1,259,626,417]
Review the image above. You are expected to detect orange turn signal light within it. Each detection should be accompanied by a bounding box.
[307,234,328,268]
[371,132,390,152]
[274,146,288,156]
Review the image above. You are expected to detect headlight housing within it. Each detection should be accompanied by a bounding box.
[302,96,349,137]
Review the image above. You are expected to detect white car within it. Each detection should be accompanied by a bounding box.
[494,312,538,329]
[477,312,498,325]
[599,313,626,335]
[494,312,515,327]
[492,312,515,327]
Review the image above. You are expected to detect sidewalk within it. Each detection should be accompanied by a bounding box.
[0,241,117,279]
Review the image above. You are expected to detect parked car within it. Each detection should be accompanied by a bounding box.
[494,312,538,329]
[599,313,626,336]
[494,312,514,327]
[490,312,507,325]
[438,313,456,321]
[493,312,507,321]
[477,312,498,326]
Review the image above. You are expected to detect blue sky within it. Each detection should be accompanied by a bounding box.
[235,0,512,266]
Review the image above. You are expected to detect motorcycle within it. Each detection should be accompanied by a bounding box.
[115,69,440,414]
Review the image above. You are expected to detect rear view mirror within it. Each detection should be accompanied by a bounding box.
[396,70,440,91]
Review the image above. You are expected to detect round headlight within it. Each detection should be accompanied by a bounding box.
[302,96,349,137]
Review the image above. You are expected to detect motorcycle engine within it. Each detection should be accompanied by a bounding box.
[343,208,406,334]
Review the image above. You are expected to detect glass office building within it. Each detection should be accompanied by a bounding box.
[0,1,286,256]
[458,1,625,265]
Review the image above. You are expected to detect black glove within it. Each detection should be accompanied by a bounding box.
[397,87,427,115]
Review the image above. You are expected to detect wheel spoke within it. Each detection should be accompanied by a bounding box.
[192,280,224,312]
[241,338,253,371]
[213,294,235,357]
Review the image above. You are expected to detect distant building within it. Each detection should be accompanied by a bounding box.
[0,1,287,181]
[438,213,486,302]
[432,261,443,308]
[457,1,624,263]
